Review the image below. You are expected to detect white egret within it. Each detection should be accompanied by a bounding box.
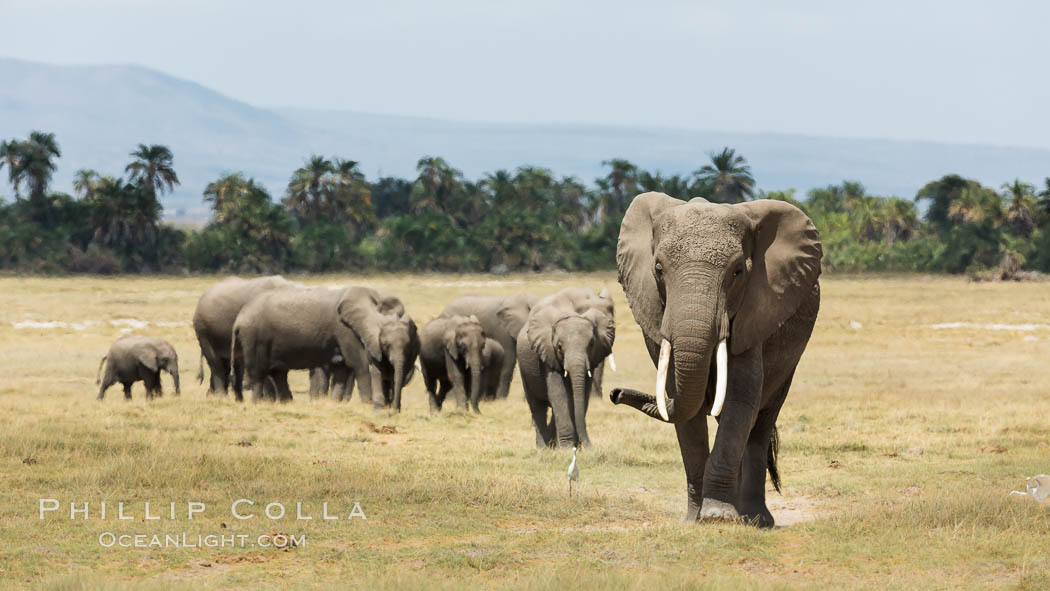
[568,446,579,497]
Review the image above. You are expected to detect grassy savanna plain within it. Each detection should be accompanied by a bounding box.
[1,273,1049,590]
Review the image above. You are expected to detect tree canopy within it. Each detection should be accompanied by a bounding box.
[1,131,1049,279]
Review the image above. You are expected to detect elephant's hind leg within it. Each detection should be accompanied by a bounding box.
[122,382,133,400]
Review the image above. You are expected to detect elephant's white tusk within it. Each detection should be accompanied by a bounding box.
[655,339,671,421]
[710,339,728,417]
[587,369,592,378]
[563,368,568,378]
[608,354,617,372]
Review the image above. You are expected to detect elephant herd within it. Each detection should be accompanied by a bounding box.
[94,192,825,527]
[95,275,619,450]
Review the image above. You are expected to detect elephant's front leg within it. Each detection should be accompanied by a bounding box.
[368,365,386,411]
[701,347,763,521]
[545,371,577,448]
[495,341,516,399]
[309,367,329,399]
[445,353,469,411]
[329,365,350,401]
[675,409,711,522]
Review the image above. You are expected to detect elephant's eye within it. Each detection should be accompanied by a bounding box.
[733,266,743,277]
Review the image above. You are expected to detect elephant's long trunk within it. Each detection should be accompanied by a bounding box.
[171,362,181,395]
[391,355,405,412]
[96,355,108,385]
[615,278,722,424]
[469,354,482,412]
[568,355,589,446]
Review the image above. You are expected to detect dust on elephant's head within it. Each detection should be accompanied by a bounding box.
[616,192,821,421]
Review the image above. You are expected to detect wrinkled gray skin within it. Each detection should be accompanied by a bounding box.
[232,286,419,410]
[516,288,615,449]
[419,315,505,413]
[193,275,299,398]
[440,294,536,399]
[96,335,180,400]
[610,193,822,528]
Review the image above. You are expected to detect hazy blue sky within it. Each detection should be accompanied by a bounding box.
[2,0,1047,148]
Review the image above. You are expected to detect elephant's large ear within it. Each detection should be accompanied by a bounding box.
[338,288,383,360]
[404,314,421,360]
[443,318,460,361]
[527,306,565,370]
[731,200,822,355]
[497,295,533,340]
[581,308,615,363]
[616,192,686,342]
[135,349,159,373]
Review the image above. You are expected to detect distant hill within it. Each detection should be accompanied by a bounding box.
[2,57,1048,221]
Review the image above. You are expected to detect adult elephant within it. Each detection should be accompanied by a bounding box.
[441,293,536,400]
[232,286,418,410]
[419,315,505,413]
[192,275,299,396]
[517,288,615,448]
[610,192,821,528]
[96,335,180,400]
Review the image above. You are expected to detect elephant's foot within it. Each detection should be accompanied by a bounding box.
[738,507,775,529]
[682,502,702,523]
[699,498,740,522]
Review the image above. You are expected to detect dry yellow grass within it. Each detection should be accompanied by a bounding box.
[1,273,1049,590]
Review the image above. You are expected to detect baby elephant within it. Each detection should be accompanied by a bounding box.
[96,335,180,400]
[419,315,504,413]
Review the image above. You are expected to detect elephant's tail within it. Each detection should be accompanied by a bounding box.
[767,427,781,494]
[95,355,108,385]
[230,327,240,376]
[196,351,205,384]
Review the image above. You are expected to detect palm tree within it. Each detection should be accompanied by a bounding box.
[915,174,974,233]
[947,185,1003,225]
[639,171,692,198]
[125,144,179,199]
[204,172,254,224]
[329,158,375,234]
[413,156,463,219]
[597,158,638,219]
[73,169,100,200]
[877,198,921,244]
[88,176,162,249]
[1001,179,1038,238]
[693,147,754,203]
[1035,178,1050,223]
[0,139,23,197]
[284,155,333,221]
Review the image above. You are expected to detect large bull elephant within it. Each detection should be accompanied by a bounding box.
[610,193,822,528]
[419,315,505,413]
[232,286,419,410]
[441,294,536,400]
[192,275,299,397]
[96,335,180,400]
[517,288,615,448]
